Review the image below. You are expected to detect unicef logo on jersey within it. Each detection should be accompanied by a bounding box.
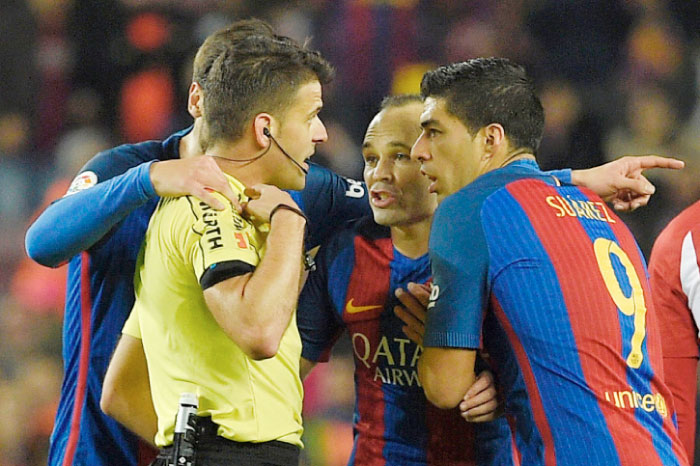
[427,284,440,309]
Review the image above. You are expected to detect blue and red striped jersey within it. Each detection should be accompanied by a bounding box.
[26,127,371,466]
[298,217,515,466]
[424,159,688,466]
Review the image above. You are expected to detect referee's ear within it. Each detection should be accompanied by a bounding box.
[253,113,273,149]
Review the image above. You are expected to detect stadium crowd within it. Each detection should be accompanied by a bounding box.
[0,0,699,465]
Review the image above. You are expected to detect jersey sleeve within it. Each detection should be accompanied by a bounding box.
[544,168,572,184]
[648,214,700,459]
[423,194,489,349]
[122,307,142,339]
[297,242,344,363]
[25,152,157,267]
[680,230,700,339]
[289,163,371,249]
[189,192,260,289]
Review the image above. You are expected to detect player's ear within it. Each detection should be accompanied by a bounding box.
[253,114,273,148]
[482,123,506,159]
[188,82,204,118]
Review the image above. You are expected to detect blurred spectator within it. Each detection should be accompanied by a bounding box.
[314,0,422,140]
[0,0,37,118]
[538,80,605,171]
[11,96,111,315]
[314,120,363,179]
[606,84,700,255]
[0,294,62,465]
[0,112,45,282]
[618,3,698,121]
[527,0,634,84]
[119,66,176,142]
[302,348,355,466]
[31,0,74,152]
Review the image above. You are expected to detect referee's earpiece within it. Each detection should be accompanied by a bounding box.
[263,125,309,175]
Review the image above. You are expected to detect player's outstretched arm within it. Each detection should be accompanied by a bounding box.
[101,334,157,446]
[204,184,306,360]
[26,156,239,267]
[26,162,156,267]
[571,155,684,211]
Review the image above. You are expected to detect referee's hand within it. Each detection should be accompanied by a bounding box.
[242,184,299,223]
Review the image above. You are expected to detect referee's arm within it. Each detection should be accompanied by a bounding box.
[204,186,306,360]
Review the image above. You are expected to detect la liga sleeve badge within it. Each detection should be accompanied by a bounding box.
[65,171,98,197]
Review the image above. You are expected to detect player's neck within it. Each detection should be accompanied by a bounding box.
[179,120,205,159]
[390,216,431,259]
[495,148,535,169]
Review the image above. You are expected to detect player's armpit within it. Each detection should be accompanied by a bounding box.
[570,155,683,211]
[300,357,317,380]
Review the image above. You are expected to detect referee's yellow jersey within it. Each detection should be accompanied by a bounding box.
[128,173,303,448]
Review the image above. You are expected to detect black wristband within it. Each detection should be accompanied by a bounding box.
[269,204,314,271]
[270,204,309,225]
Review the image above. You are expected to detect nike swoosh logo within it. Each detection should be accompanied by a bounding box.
[345,298,382,314]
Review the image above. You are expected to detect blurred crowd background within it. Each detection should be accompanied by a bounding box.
[0,0,699,465]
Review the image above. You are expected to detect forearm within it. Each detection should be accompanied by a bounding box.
[243,211,306,321]
[419,347,477,409]
[206,211,306,359]
[106,392,158,446]
[25,162,156,266]
[101,335,158,445]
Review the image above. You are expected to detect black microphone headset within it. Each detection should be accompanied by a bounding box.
[209,127,308,175]
[263,127,308,175]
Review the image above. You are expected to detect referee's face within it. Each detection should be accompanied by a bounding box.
[362,103,436,228]
[412,97,484,202]
[268,80,327,191]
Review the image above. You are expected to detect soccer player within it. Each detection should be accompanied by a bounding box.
[403,58,689,466]
[648,200,700,462]
[25,20,370,466]
[297,95,510,465]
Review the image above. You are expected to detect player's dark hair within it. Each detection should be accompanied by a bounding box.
[199,20,334,147]
[420,57,544,154]
[379,94,423,111]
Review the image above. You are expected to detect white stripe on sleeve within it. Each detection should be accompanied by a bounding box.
[680,231,700,338]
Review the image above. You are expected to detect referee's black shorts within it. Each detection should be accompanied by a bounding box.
[150,417,300,466]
